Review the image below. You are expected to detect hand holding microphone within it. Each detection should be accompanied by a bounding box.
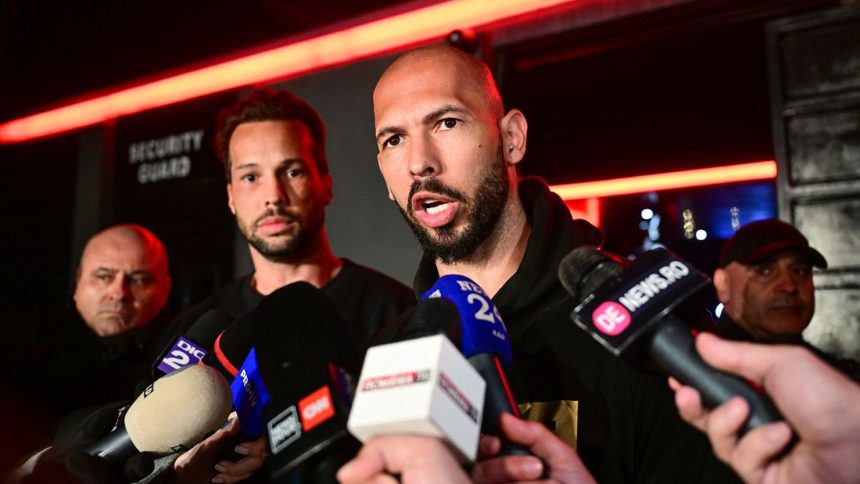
[559,246,782,435]
[670,333,860,484]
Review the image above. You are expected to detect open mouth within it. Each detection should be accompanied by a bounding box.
[412,193,459,228]
[421,198,450,214]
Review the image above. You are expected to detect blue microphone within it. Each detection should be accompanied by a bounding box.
[420,275,528,455]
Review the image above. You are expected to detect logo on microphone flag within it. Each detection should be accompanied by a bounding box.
[298,385,335,432]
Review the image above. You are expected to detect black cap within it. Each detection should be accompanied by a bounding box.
[719,219,827,269]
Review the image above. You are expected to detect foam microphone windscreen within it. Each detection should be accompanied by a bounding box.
[398,296,463,343]
[85,364,233,466]
[126,364,232,453]
[253,282,361,379]
[558,245,626,301]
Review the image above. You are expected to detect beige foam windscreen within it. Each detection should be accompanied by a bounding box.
[125,365,232,453]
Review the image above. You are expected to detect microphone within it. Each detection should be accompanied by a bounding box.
[154,309,233,377]
[559,246,782,434]
[348,298,486,462]
[85,364,232,466]
[200,308,269,438]
[419,275,529,456]
[251,282,362,483]
[204,311,254,380]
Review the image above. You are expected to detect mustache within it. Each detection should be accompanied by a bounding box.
[97,302,132,312]
[407,178,466,213]
[767,296,804,308]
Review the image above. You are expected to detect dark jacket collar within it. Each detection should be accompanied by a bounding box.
[414,177,603,332]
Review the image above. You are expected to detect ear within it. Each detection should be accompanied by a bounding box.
[499,109,528,166]
[713,268,730,303]
[72,267,82,305]
[226,183,237,215]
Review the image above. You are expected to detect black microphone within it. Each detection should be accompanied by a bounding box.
[251,282,362,483]
[203,309,254,380]
[559,246,782,434]
[153,309,233,377]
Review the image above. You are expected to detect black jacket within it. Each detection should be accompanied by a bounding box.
[158,258,416,364]
[718,313,860,383]
[2,306,170,474]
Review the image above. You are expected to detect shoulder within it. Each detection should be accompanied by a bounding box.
[168,275,259,337]
[333,259,416,303]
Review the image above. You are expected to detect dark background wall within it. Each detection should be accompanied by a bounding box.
[2,0,856,363]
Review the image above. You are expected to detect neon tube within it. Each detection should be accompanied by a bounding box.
[550,160,777,200]
[0,0,576,144]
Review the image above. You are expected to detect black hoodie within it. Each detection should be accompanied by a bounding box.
[415,177,738,483]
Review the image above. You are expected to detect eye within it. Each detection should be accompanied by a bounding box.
[286,168,305,178]
[792,266,812,279]
[130,275,153,286]
[240,173,258,183]
[95,273,113,283]
[382,134,402,149]
[754,265,773,277]
[438,118,459,131]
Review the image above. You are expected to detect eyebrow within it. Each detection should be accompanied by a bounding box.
[375,104,470,143]
[233,158,306,171]
[92,267,153,275]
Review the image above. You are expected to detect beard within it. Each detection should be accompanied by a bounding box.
[238,208,321,262]
[398,146,509,264]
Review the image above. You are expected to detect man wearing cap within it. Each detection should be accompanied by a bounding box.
[713,218,827,344]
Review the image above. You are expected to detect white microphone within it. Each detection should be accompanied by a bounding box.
[348,299,486,463]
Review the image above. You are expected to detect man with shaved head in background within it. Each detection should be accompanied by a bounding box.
[370,45,738,482]
[2,224,173,473]
[73,224,172,337]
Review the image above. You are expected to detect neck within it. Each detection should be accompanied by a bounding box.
[733,316,805,345]
[249,231,342,296]
[435,195,530,298]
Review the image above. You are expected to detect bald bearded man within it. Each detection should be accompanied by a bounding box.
[370,45,738,483]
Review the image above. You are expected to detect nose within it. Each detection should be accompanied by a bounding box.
[408,133,442,179]
[264,174,288,207]
[774,268,799,293]
[107,275,132,301]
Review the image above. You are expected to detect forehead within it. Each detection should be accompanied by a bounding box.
[230,120,315,163]
[373,53,492,128]
[81,233,153,271]
[750,249,812,268]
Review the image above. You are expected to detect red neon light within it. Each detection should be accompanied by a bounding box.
[0,0,576,144]
[566,197,601,226]
[550,161,777,200]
